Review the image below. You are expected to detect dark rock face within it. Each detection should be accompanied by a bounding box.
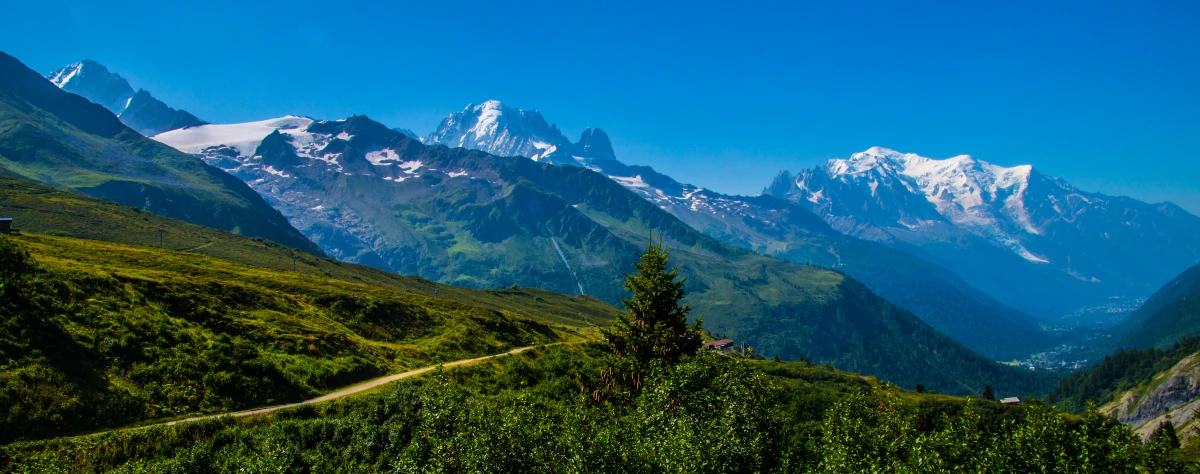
[119,89,206,136]
[1122,372,1200,427]
[575,128,616,162]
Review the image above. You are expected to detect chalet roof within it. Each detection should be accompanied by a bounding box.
[704,339,735,348]
[1000,397,1021,405]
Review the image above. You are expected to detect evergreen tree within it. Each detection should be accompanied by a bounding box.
[601,233,703,394]
[0,236,33,284]
[1150,421,1181,450]
[982,384,995,401]
[1145,421,1186,473]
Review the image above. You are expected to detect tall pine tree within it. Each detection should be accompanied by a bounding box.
[601,233,703,395]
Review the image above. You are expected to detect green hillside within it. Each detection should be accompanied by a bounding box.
[0,230,613,443]
[0,50,320,255]
[1115,262,1200,350]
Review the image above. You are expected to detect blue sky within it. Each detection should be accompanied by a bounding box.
[4,0,1199,212]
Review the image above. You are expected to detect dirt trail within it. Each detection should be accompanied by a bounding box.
[81,345,537,436]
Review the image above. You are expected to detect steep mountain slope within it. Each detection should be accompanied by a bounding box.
[0,51,320,255]
[47,59,205,136]
[424,101,1059,360]
[154,114,1053,395]
[1115,263,1200,350]
[766,147,1200,320]
[1101,349,1200,442]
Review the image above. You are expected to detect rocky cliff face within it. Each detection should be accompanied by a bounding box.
[1103,353,1200,441]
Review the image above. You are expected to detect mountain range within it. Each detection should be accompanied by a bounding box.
[766,147,1200,321]
[420,102,1070,360]
[146,111,1051,394]
[30,55,1200,394]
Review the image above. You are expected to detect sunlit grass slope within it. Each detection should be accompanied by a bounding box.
[0,229,614,444]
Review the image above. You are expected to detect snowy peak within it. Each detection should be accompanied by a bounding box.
[831,147,1032,184]
[426,100,572,163]
[46,59,134,115]
[786,148,1046,260]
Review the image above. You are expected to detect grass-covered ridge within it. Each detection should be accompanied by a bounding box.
[0,174,616,328]
[0,232,610,444]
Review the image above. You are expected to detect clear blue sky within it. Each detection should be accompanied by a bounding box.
[4,0,1199,213]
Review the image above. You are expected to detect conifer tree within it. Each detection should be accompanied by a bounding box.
[601,232,703,394]
[982,384,995,401]
[1150,421,1180,450]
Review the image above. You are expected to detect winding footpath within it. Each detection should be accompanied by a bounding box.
[81,345,538,438]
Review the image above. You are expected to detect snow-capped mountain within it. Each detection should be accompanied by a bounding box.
[767,147,1200,319]
[46,60,204,136]
[425,100,575,164]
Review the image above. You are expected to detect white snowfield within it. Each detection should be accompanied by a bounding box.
[153,116,314,158]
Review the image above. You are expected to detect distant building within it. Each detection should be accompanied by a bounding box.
[0,218,11,235]
[704,339,735,351]
[1000,397,1021,405]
